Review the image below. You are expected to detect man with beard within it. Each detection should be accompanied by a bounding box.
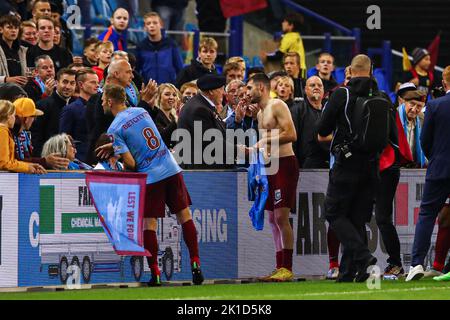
[101,84,204,286]
[296,76,329,169]
[243,73,299,282]
[98,8,129,51]
[30,68,76,156]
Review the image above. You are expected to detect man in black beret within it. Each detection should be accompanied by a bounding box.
[177,74,236,169]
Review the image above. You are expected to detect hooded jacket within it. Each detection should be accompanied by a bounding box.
[318,77,397,156]
[175,58,217,89]
[136,35,184,84]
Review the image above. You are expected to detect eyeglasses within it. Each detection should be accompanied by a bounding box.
[406,101,424,110]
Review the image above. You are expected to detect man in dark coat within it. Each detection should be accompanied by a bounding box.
[177,74,235,169]
[406,65,450,281]
[30,68,77,156]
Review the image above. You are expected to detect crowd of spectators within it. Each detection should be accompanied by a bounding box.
[0,1,446,178]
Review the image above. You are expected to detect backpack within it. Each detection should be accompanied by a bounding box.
[344,87,390,154]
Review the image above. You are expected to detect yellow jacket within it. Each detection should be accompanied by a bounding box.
[0,125,29,173]
[279,32,306,77]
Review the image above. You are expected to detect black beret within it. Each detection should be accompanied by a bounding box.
[197,74,226,91]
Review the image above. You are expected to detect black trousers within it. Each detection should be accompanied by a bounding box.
[324,154,377,278]
[375,167,402,266]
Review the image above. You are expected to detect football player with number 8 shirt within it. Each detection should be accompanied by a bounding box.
[102,84,203,286]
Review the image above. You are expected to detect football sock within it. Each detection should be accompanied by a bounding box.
[144,230,160,275]
[433,225,450,272]
[276,251,283,269]
[182,219,200,266]
[327,227,340,268]
[282,249,293,271]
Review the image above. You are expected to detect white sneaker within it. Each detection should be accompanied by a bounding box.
[405,265,425,282]
[424,268,443,278]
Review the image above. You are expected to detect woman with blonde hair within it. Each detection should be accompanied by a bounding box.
[275,76,295,103]
[153,83,181,149]
[0,100,46,173]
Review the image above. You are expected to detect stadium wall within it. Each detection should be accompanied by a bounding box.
[0,170,431,288]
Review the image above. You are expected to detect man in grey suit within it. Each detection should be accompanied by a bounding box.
[406,65,450,281]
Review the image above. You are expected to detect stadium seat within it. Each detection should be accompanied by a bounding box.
[307,67,317,78]
[389,91,397,104]
[307,66,345,85]
[334,67,345,84]
[252,56,263,68]
[373,68,390,93]
[243,55,251,68]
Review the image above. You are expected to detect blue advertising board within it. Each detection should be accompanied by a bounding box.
[15,171,238,287]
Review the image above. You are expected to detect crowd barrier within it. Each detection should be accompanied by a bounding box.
[0,169,432,288]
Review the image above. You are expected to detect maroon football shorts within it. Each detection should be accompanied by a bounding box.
[264,155,299,212]
[144,173,192,218]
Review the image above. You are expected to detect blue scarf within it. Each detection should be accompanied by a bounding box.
[13,131,32,160]
[125,83,139,107]
[34,76,45,94]
[68,159,93,170]
[398,103,426,167]
[98,160,123,171]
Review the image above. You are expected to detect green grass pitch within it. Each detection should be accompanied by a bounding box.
[1,279,450,300]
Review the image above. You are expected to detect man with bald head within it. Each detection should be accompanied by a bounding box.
[317,54,383,283]
[85,58,157,164]
[98,7,130,51]
[108,59,134,88]
[294,75,328,168]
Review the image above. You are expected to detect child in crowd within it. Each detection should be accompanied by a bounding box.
[93,41,114,82]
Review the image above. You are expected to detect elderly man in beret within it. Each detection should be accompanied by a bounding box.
[177,74,236,169]
[396,89,427,168]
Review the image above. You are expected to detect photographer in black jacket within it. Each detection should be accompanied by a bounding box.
[318,54,386,282]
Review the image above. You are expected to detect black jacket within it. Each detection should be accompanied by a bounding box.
[292,76,306,100]
[24,78,48,103]
[288,98,329,168]
[286,99,302,164]
[26,44,72,72]
[31,91,74,156]
[175,59,217,89]
[318,77,396,156]
[153,108,178,149]
[322,76,339,98]
[85,92,154,165]
[177,94,235,169]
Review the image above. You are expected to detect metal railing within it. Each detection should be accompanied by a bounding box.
[391,49,444,72]
[280,0,361,54]
[71,25,233,60]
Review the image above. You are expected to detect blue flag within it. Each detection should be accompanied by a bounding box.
[247,150,269,231]
[86,171,150,256]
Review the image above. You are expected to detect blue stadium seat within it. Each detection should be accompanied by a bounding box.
[307,66,345,84]
[334,67,345,84]
[307,67,317,78]
[252,56,263,68]
[389,91,397,104]
[373,68,390,93]
[243,56,251,68]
